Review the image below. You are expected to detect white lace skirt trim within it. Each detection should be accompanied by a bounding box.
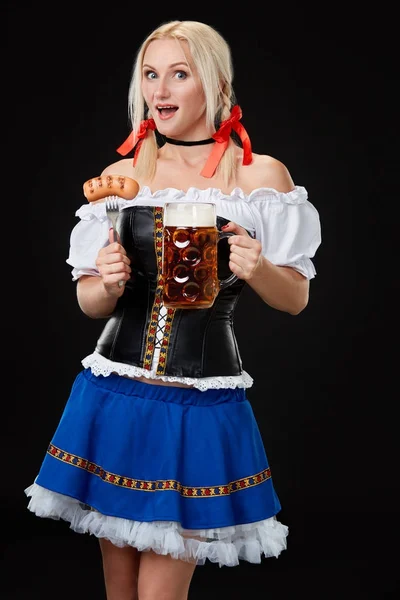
[25,484,288,567]
[81,351,254,392]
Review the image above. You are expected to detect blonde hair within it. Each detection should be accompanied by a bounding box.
[127,20,238,185]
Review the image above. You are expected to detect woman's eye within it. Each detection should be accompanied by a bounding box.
[143,70,187,80]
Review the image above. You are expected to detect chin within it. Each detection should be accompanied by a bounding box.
[153,115,182,137]
[156,124,179,137]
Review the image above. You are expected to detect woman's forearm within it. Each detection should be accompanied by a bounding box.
[76,275,119,319]
[247,256,309,315]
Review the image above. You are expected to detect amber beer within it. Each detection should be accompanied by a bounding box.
[162,202,237,309]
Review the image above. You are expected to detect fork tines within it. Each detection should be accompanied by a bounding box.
[105,196,119,210]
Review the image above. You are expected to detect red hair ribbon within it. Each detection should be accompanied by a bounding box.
[116,118,157,165]
[200,105,253,178]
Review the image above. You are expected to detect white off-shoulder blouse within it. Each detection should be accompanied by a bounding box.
[66,186,322,390]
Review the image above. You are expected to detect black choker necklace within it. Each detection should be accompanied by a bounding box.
[163,136,215,146]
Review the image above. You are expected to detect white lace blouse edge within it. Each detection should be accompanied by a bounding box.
[81,352,254,391]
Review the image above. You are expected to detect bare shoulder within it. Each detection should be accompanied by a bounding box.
[241,152,295,193]
[101,158,136,177]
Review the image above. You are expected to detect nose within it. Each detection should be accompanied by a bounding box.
[154,77,171,101]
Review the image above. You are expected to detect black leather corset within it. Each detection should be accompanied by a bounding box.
[95,205,249,378]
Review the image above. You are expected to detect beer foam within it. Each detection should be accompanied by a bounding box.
[164,202,216,227]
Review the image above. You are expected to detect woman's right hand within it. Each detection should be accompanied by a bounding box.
[95,229,132,297]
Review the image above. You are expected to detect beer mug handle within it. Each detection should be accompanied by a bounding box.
[217,231,239,289]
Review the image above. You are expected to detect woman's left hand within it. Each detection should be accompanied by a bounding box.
[222,222,263,280]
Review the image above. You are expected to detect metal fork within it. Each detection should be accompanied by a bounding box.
[105,196,120,243]
[105,196,124,287]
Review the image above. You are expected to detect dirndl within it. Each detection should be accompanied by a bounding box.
[25,368,288,566]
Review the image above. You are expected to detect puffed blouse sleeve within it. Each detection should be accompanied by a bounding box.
[65,202,110,281]
[247,185,321,279]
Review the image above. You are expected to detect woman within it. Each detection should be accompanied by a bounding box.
[25,20,321,600]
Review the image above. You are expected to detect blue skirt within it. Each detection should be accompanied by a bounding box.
[27,369,287,565]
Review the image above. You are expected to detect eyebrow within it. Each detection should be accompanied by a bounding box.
[142,62,189,70]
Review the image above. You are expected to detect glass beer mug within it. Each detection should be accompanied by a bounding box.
[162,202,238,309]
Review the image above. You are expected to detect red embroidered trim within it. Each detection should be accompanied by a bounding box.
[47,443,272,497]
[142,207,176,373]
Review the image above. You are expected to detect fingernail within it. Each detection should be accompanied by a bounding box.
[221,224,229,230]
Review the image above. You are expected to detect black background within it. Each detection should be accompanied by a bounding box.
[4,2,398,598]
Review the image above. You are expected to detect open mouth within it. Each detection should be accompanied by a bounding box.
[156,106,178,116]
